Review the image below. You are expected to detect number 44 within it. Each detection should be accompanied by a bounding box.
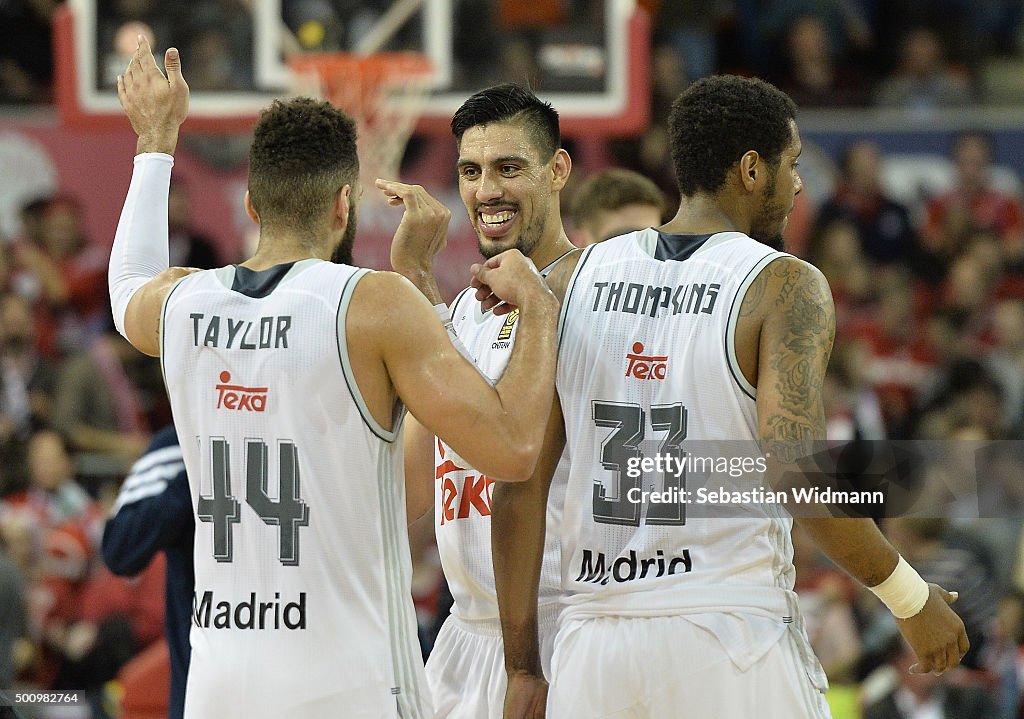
[198,437,310,566]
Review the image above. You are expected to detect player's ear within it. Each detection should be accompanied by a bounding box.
[244,191,260,224]
[335,184,352,224]
[738,150,760,193]
[551,148,571,192]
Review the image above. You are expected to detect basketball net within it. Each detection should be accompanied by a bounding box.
[289,52,433,202]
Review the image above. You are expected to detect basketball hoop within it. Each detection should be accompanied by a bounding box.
[288,52,433,199]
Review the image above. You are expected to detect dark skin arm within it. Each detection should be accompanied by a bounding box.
[494,398,565,718]
[744,256,968,674]
[492,250,582,719]
[403,414,436,524]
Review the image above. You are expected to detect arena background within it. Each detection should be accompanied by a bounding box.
[1,1,1024,717]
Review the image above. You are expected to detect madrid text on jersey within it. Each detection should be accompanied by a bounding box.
[575,548,693,585]
[591,281,721,318]
[193,590,307,630]
[189,313,293,349]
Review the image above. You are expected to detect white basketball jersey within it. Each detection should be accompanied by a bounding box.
[161,260,429,719]
[435,257,569,625]
[557,230,798,621]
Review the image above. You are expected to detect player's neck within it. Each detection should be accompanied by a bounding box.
[661,195,748,237]
[528,229,575,270]
[242,230,332,270]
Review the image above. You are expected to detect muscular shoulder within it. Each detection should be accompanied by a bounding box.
[756,256,836,368]
[733,256,833,390]
[347,270,433,337]
[158,266,203,293]
[740,255,833,325]
[348,270,420,309]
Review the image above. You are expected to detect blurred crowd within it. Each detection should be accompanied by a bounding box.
[3,0,1024,108]
[2,1,1024,718]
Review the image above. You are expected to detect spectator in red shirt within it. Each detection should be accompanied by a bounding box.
[921,131,1024,270]
[847,278,939,435]
[36,197,109,353]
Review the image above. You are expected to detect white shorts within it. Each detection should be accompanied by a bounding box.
[426,609,559,719]
[548,615,831,719]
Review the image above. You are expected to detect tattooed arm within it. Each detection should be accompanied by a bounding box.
[748,256,968,674]
[750,256,834,464]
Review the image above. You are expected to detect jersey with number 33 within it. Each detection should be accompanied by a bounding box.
[556,230,799,622]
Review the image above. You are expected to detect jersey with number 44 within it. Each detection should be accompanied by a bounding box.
[162,260,429,719]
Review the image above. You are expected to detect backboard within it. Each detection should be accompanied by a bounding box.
[56,0,649,137]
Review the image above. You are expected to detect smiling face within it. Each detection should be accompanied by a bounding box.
[456,119,565,260]
[749,120,803,251]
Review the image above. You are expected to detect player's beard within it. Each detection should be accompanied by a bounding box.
[330,201,358,265]
[749,171,787,252]
[476,204,546,260]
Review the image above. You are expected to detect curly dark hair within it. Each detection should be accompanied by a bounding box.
[248,97,359,232]
[668,76,797,197]
[450,83,560,160]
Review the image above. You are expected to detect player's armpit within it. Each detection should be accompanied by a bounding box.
[348,271,558,481]
[403,414,435,524]
[754,256,835,469]
[124,267,201,357]
[494,397,564,679]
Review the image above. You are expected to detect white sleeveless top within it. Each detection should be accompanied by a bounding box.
[556,230,825,676]
[162,259,429,718]
[434,256,570,627]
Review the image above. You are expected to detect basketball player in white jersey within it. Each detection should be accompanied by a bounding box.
[378,84,576,719]
[490,75,969,718]
[107,39,561,719]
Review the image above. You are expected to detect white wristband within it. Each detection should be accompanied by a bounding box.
[868,556,930,619]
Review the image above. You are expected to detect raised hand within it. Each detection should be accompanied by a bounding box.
[378,179,451,304]
[116,35,190,154]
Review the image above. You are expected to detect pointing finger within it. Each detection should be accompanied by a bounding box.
[137,35,159,71]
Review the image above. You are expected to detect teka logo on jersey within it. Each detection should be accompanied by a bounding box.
[625,342,668,380]
[215,371,268,412]
[436,440,495,525]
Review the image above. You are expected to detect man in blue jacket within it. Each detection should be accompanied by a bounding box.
[102,425,192,719]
